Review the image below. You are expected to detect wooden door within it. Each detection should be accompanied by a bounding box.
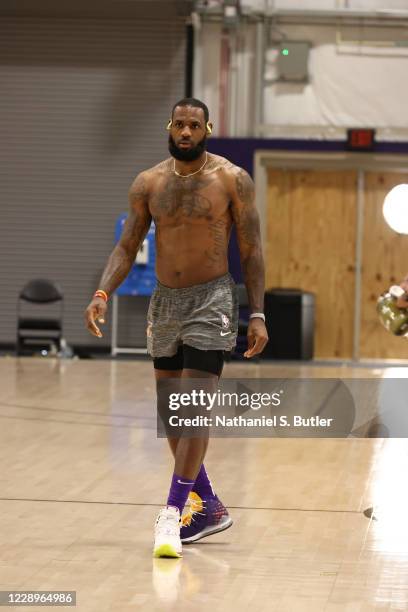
[266,169,358,359]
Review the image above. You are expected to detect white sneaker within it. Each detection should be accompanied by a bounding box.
[153,506,182,558]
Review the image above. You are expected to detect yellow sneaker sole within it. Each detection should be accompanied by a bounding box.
[153,544,182,559]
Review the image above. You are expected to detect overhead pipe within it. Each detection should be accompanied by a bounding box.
[336,29,408,49]
[195,3,408,26]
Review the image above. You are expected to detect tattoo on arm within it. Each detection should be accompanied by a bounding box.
[240,251,265,313]
[98,173,151,296]
[233,170,258,247]
[232,169,265,313]
[130,174,148,201]
[235,170,255,207]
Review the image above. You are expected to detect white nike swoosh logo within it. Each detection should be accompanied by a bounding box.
[177,479,193,485]
[220,331,232,336]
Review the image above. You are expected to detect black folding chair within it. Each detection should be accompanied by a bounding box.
[16,279,64,356]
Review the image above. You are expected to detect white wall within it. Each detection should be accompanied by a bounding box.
[263,22,408,139]
[195,15,408,140]
[240,0,408,9]
[347,0,408,8]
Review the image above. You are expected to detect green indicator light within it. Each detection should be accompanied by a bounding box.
[282,48,289,56]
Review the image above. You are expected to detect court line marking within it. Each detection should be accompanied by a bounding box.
[0,497,363,513]
[0,401,146,419]
[0,413,156,428]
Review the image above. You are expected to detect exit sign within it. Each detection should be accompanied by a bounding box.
[347,129,376,151]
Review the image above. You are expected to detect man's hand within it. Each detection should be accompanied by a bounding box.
[84,297,107,338]
[396,276,408,309]
[244,318,269,358]
[396,295,408,308]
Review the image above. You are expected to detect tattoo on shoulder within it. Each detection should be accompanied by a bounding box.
[205,156,234,173]
[235,169,254,207]
[130,174,148,201]
[156,158,173,172]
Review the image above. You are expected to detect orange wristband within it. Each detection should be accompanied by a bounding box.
[94,289,108,302]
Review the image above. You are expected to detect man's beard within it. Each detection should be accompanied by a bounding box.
[168,134,207,162]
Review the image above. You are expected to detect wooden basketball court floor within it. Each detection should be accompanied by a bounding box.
[1,355,408,611]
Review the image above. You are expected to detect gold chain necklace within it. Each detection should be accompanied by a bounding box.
[173,152,208,178]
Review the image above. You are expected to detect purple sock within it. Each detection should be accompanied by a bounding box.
[193,464,216,500]
[167,473,195,515]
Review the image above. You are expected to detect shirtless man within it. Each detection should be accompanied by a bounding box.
[84,98,268,558]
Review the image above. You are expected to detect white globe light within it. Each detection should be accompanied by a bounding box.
[383,184,408,234]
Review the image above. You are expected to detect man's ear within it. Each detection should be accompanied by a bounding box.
[206,122,213,135]
[166,119,172,131]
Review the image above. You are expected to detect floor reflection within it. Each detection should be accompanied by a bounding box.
[152,545,231,603]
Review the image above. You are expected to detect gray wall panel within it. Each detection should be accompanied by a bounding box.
[0,9,186,347]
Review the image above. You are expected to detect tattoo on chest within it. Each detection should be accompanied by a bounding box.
[152,175,213,219]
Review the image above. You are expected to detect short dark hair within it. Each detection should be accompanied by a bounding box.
[171,97,209,123]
